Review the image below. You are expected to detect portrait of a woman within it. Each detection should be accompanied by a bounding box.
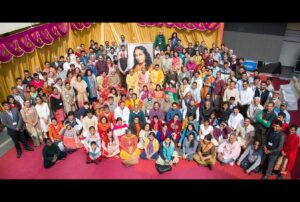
[132,46,153,73]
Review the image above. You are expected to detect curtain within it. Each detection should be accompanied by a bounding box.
[0,23,223,108]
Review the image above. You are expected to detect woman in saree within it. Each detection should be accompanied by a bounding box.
[152,84,165,102]
[202,69,215,99]
[96,71,110,101]
[119,129,141,167]
[60,121,83,152]
[108,68,122,92]
[167,114,182,144]
[53,78,63,93]
[193,50,203,65]
[172,51,182,73]
[61,81,77,114]
[49,87,66,123]
[101,129,120,158]
[73,75,88,107]
[83,69,99,103]
[139,85,150,102]
[149,64,164,91]
[193,134,216,170]
[98,116,111,140]
[20,100,43,147]
[138,66,150,91]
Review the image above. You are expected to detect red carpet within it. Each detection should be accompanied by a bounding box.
[0,144,283,179]
[0,76,297,179]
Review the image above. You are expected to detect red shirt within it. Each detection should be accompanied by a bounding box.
[29,79,44,89]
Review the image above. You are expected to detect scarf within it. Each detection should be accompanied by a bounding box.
[147,139,154,154]
[49,92,61,100]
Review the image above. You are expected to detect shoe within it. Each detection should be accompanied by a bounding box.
[229,162,234,166]
[208,165,212,171]
[25,146,34,151]
[86,160,92,164]
[17,152,22,158]
[173,163,177,166]
[277,174,284,180]
[261,175,269,180]
[95,160,100,165]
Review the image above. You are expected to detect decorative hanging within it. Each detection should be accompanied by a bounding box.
[0,22,94,63]
[137,22,221,31]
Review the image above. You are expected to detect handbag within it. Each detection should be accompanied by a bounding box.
[155,163,172,174]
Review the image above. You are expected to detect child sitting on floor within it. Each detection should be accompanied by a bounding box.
[86,141,102,164]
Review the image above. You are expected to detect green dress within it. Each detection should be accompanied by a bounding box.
[153,35,166,51]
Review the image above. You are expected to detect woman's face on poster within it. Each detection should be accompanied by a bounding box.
[134,49,146,64]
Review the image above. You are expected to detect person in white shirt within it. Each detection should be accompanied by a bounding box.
[236,117,255,149]
[199,119,214,140]
[63,56,71,72]
[82,109,98,138]
[114,101,130,125]
[228,107,244,130]
[190,81,201,104]
[238,80,254,117]
[190,71,203,92]
[223,81,239,105]
[247,97,264,124]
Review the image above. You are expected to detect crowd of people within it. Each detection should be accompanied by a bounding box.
[0,31,299,179]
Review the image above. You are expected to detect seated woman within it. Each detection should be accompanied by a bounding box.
[209,111,219,128]
[48,118,63,144]
[86,141,102,164]
[96,71,110,101]
[155,136,179,168]
[182,133,198,161]
[60,121,83,152]
[199,119,214,140]
[137,123,153,149]
[98,116,111,140]
[150,115,162,134]
[152,84,165,102]
[43,138,67,168]
[213,121,232,146]
[193,134,216,170]
[119,129,141,167]
[237,140,262,175]
[113,117,128,140]
[178,123,198,147]
[156,123,173,144]
[139,85,150,102]
[102,129,120,158]
[167,114,182,144]
[140,132,159,160]
[84,126,101,150]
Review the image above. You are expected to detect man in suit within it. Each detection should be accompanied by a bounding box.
[0,101,34,158]
[254,81,270,106]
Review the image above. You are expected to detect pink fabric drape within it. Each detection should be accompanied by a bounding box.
[0,23,93,63]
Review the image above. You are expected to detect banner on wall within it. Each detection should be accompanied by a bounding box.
[127,43,154,70]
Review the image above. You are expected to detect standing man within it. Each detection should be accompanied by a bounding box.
[261,120,285,179]
[0,101,34,158]
[153,30,166,51]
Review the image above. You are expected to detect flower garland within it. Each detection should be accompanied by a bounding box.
[137,22,221,31]
[0,22,93,63]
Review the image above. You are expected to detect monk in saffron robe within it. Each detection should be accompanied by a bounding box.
[150,64,164,90]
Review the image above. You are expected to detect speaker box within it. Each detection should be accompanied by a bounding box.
[258,62,281,74]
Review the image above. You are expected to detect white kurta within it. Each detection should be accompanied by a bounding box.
[35,102,50,132]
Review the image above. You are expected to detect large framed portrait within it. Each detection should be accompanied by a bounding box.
[127,43,154,70]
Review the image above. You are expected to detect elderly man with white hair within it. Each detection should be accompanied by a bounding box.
[247,97,264,124]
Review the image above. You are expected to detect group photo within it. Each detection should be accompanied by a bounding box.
[0,22,299,179]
